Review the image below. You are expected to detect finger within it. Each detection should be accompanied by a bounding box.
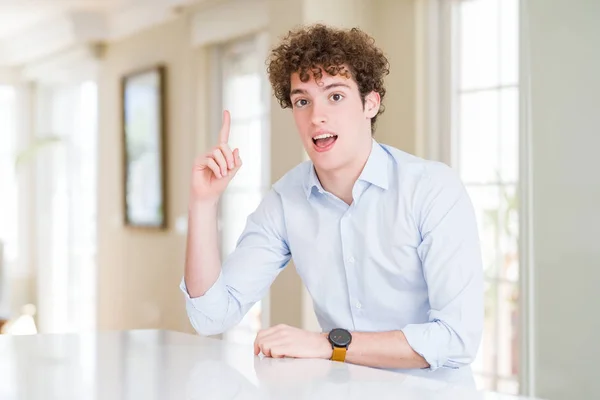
[266,342,290,359]
[254,329,270,355]
[205,158,222,179]
[193,154,207,169]
[254,337,261,356]
[262,337,291,357]
[218,110,231,144]
[212,148,228,177]
[260,344,272,358]
[271,348,285,359]
[218,143,235,170]
[231,148,243,172]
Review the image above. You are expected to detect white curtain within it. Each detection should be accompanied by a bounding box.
[34,82,98,333]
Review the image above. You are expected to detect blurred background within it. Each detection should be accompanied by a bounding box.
[0,0,598,399]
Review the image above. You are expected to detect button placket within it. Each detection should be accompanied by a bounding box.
[340,210,362,321]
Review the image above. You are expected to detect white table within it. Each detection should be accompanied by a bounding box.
[0,329,541,400]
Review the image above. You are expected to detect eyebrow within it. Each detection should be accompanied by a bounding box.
[290,83,351,96]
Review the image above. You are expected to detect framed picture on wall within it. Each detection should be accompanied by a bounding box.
[121,65,167,230]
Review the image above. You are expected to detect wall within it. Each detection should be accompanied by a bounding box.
[527,0,600,398]
[96,14,196,333]
[371,0,418,155]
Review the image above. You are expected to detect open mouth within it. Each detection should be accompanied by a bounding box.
[312,133,338,152]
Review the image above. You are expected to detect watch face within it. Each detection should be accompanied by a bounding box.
[329,328,352,347]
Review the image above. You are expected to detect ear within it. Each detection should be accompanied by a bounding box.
[363,91,381,119]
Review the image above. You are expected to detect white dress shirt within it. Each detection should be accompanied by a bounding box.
[181,139,484,386]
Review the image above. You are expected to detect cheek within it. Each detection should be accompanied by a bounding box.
[293,112,310,133]
[292,111,302,127]
[342,103,366,124]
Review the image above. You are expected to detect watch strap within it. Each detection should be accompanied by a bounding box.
[331,345,347,362]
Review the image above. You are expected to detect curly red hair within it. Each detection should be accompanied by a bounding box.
[267,24,390,132]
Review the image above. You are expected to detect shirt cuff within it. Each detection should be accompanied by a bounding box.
[401,321,447,372]
[179,272,229,319]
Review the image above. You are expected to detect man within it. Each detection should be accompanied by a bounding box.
[181,24,483,386]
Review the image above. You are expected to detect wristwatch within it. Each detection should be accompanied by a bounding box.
[328,328,352,362]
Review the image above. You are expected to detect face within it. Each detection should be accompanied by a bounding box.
[289,68,380,173]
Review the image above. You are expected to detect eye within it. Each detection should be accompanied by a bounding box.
[293,98,309,108]
[330,93,344,102]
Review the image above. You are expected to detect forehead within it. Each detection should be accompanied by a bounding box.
[290,68,356,91]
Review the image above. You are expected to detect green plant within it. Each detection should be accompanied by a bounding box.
[14,135,64,172]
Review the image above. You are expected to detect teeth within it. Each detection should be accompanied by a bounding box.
[313,133,335,140]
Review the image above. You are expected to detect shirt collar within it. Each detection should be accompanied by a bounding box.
[304,138,390,199]
[357,138,390,190]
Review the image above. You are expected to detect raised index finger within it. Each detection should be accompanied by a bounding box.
[218,110,231,144]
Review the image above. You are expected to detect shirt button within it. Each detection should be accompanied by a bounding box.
[355,302,362,309]
[348,256,355,263]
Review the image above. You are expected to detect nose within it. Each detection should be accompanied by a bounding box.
[310,100,327,126]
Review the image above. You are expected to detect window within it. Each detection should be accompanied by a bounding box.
[0,85,18,317]
[34,81,98,333]
[443,0,521,394]
[214,32,271,345]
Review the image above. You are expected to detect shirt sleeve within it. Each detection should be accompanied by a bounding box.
[180,189,292,336]
[401,162,484,371]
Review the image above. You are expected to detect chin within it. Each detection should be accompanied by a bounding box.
[309,154,345,172]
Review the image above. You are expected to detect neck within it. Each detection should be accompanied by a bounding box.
[315,139,373,205]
